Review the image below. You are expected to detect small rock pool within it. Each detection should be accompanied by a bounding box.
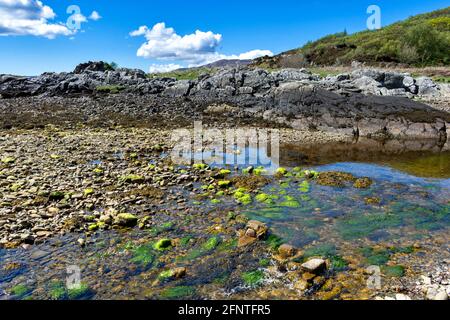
[0,139,449,300]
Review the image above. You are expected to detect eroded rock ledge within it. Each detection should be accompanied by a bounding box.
[0,62,449,141]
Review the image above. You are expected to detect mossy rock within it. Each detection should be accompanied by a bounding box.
[202,236,221,250]
[353,177,373,189]
[154,238,172,251]
[83,188,94,196]
[235,193,252,205]
[298,180,311,192]
[242,270,265,287]
[93,167,104,175]
[231,175,271,191]
[218,180,231,188]
[120,174,145,184]
[275,167,288,176]
[115,213,138,227]
[49,191,65,201]
[1,157,15,164]
[316,171,356,187]
[193,163,208,170]
[10,284,32,298]
[160,286,195,299]
[130,244,156,267]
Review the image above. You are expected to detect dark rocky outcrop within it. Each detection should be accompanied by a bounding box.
[0,61,449,141]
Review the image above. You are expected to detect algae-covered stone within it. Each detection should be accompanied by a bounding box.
[354,177,373,189]
[1,157,15,164]
[276,167,288,176]
[154,238,172,251]
[241,270,265,286]
[49,191,65,201]
[115,213,138,227]
[120,174,145,184]
[193,163,208,170]
[218,180,231,188]
[255,193,270,203]
[93,167,104,175]
[158,267,186,280]
[83,188,94,196]
[316,171,356,187]
[67,283,92,300]
[236,193,252,205]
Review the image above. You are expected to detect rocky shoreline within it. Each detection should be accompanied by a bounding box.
[1,62,449,142]
[0,62,449,301]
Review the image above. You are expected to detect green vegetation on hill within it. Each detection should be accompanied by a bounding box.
[255,7,450,67]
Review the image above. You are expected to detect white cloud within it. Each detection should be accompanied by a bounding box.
[130,22,273,68]
[0,0,73,38]
[130,22,222,63]
[148,63,182,74]
[89,10,101,21]
[233,49,274,60]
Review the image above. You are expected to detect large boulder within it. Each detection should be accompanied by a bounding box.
[74,61,112,74]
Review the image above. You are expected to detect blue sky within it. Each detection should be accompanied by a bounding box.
[0,0,448,75]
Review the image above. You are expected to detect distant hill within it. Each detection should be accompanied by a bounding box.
[254,7,450,68]
[148,59,252,80]
[201,59,252,68]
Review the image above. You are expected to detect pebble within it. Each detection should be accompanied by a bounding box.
[301,258,326,274]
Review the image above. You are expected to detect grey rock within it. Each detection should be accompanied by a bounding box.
[416,77,439,96]
[301,258,326,273]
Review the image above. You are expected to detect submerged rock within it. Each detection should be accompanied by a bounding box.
[316,172,356,187]
[301,258,327,274]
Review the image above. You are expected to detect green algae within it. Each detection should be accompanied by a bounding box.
[382,265,405,277]
[148,222,174,236]
[360,247,391,265]
[259,258,271,267]
[217,238,237,252]
[303,243,337,258]
[161,286,196,299]
[49,281,66,300]
[280,195,300,208]
[265,234,284,250]
[119,174,145,184]
[337,212,402,240]
[242,270,265,287]
[203,236,221,250]
[67,283,92,300]
[193,163,208,170]
[10,284,32,299]
[298,180,311,193]
[130,243,157,267]
[154,239,172,251]
[181,237,222,261]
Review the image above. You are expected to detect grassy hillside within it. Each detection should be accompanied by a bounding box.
[255,7,450,68]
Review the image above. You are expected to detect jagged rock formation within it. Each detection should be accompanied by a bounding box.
[0,61,449,141]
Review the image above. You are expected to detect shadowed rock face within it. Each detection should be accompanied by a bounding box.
[0,62,449,141]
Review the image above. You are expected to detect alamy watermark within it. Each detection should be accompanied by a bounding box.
[366,265,382,290]
[367,5,382,30]
[66,265,81,290]
[170,122,280,173]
